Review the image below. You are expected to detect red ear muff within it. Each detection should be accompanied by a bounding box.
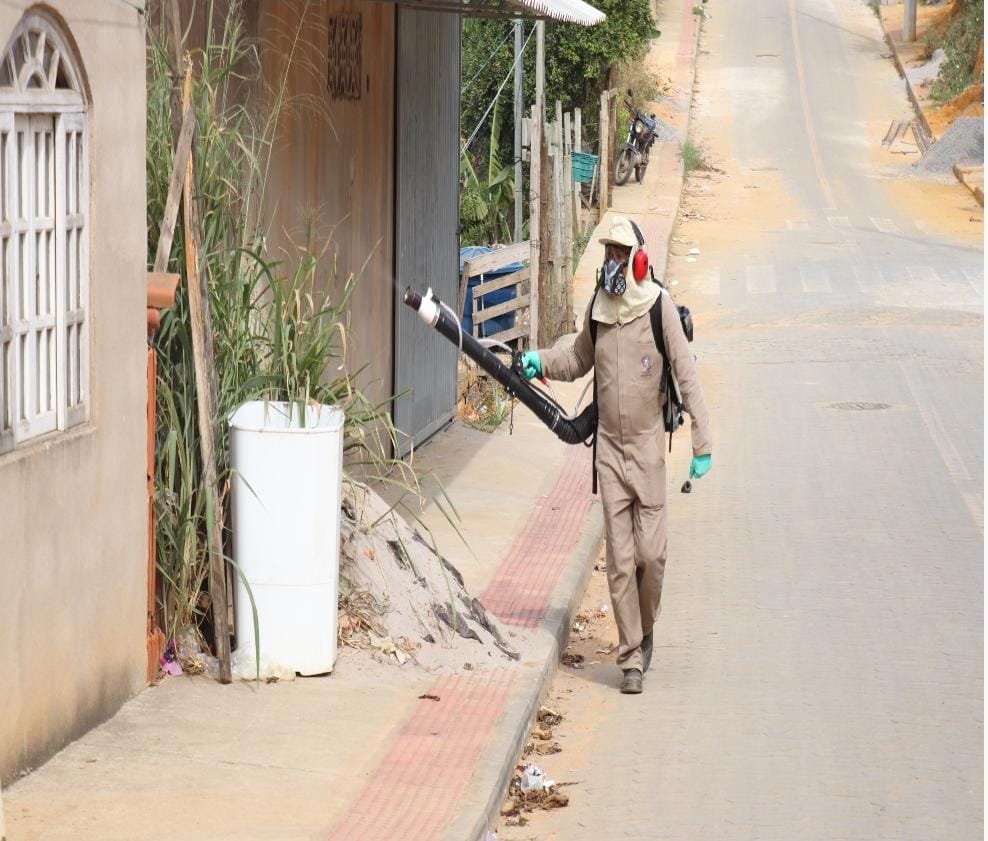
[633,249,649,281]
[628,219,649,281]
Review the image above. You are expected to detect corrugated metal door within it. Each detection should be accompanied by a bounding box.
[393,9,460,454]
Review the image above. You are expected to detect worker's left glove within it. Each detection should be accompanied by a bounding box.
[690,454,712,479]
[521,351,542,380]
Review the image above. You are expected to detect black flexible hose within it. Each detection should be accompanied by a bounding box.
[403,288,596,446]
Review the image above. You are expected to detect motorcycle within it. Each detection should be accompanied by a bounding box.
[613,89,659,186]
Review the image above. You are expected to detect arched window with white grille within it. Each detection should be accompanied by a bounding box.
[0,12,88,455]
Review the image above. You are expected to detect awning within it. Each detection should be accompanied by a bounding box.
[389,0,606,25]
[504,0,605,25]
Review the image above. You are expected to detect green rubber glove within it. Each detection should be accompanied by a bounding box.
[521,351,542,380]
[690,454,712,479]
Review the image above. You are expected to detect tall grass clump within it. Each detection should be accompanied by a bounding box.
[146,2,446,656]
[681,138,707,173]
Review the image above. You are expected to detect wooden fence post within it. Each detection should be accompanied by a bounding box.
[180,65,232,683]
[546,119,556,339]
[538,117,551,346]
[599,90,610,214]
[551,122,562,337]
[529,103,541,348]
[573,108,583,236]
[570,145,580,247]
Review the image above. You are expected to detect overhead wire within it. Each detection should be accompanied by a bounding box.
[461,25,515,95]
[460,23,535,158]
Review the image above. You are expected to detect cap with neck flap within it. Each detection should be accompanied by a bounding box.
[592,216,660,326]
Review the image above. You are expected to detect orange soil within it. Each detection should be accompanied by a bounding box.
[928,84,985,138]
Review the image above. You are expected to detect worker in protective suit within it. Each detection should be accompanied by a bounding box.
[520,216,712,694]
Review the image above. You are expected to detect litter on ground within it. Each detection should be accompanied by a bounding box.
[538,706,563,727]
[502,764,570,820]
[561,652,585,669]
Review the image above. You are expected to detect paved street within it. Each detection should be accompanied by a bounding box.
[500,0,983,838]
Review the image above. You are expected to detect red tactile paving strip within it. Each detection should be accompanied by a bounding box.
[325,445,594,841]
[327,669,515,841]
[481,444,594,628]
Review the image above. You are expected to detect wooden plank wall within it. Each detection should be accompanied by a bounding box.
[258,1,396,409]
[148,0,397,409]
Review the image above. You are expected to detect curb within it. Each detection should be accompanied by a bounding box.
[450,500,604,841]
[660,5,705,278]
[878,20,936,142]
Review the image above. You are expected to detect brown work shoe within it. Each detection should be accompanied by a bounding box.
[641,632,654,674]
[620,668,643,694]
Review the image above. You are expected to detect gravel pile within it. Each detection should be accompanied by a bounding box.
[650,114,678,142]
[915,116,984,175]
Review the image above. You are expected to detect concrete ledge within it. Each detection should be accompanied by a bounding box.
[954,164,985,206]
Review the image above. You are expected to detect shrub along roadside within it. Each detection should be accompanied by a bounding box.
[926,0,984,102]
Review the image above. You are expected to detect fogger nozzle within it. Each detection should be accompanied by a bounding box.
[404,286,439,327]
[402,287,597,447]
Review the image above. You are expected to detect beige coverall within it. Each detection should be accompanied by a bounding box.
[540,290,712,672]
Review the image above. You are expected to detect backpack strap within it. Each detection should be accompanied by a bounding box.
[588,288,599,347]
[648,292,666,363]
[649,291,684,453]
[591,374,599,495]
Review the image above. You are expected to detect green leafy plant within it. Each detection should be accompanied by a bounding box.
[927,0,984,101]
[461,99,515,245]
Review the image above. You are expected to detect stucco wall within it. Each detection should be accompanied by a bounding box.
[0,1,147,781]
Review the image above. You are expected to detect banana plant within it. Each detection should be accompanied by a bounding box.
[460,98,515,246]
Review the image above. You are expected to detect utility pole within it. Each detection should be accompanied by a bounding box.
[535,20,545,120]
[513,20,523,242]
[903,0,917,42]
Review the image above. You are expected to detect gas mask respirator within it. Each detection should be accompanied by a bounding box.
[597,257,628,296]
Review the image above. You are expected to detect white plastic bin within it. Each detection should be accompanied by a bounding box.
[229,401,344,676]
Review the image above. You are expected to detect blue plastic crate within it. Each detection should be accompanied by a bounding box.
[572,152,598,185]
[459,246,525,338]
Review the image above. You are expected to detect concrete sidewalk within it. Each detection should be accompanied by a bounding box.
[4,387,604,841]
[3,2,702,838]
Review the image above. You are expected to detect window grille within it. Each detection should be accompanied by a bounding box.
[0,13,87,455]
